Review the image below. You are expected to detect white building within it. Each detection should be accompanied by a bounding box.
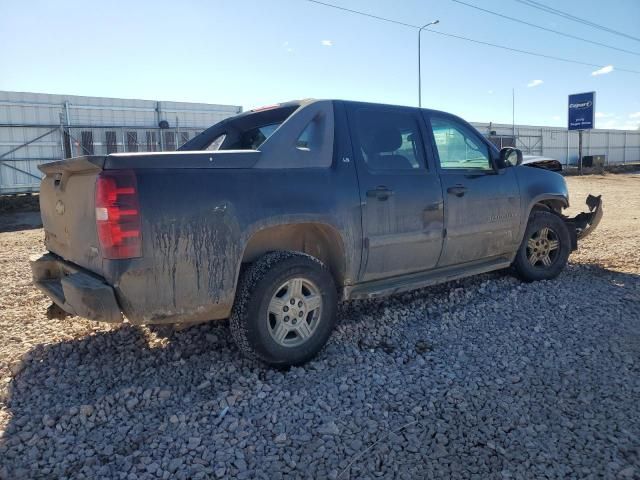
[0,90,241,194]
[471,121,640,167]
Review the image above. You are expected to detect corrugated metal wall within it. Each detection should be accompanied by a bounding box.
[472,121,640,166]
[0,91,241,194]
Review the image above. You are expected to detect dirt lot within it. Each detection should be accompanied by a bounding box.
[564,173,640,274]
[0,173,638,479]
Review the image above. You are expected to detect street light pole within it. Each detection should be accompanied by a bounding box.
[418,19,439,108]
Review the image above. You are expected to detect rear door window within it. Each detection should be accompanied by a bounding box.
[351,107,426,171]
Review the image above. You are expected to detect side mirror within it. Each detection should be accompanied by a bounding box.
[500,147,523,167]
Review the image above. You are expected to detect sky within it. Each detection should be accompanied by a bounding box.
[1,0,639,129]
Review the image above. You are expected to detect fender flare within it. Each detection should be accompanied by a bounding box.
[525,193,569,217]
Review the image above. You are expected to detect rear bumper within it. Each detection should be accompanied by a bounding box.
[30,253,123,323]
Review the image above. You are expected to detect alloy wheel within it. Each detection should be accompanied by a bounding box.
[267,277,323,347]
[526,227,560,268]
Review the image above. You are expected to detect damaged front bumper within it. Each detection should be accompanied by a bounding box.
[564,194,603,249]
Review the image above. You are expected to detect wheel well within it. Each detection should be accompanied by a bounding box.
[241,223,346,286]
[532,199,565,215]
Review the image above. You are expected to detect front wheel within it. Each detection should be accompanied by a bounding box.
[229,251,337,367]
[513,211,571,282]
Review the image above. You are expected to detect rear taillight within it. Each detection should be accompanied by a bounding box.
[95,170,142,259]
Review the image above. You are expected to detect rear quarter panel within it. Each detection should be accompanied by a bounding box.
[104,165,361,324]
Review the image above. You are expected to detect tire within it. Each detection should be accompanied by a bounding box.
[229,251,337,367]
[513,211,571,282]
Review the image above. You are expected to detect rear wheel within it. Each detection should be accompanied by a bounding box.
[229,251,337,366]
[513,211,571,282]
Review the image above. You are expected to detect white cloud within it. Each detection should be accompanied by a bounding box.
[552,115,561,121]
[595,112,614,118]
[527,79,543,88]
[599,119,618,128]
[487,90,494,94]
[596,118,640,130]
[629,112,640,119]
[591,65,614,76]
[321,40,333,47]
[282,41,294,53]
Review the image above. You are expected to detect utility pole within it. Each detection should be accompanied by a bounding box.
[512,88,515,138]
[418,20,440,108]
[578,130,583,175]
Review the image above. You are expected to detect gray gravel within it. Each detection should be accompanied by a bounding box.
[2,175,640,479]
[1,262,639,479]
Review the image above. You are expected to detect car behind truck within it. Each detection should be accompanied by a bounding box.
[32,99,602,366]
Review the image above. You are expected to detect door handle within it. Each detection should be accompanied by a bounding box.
[447,185,467,197]
[366,186,393,201]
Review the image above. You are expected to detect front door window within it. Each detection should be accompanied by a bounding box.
[430,116,492,171]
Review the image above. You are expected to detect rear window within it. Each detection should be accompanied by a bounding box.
[227,123,281,150]
[206,134,226,151]
[187,105,298,152]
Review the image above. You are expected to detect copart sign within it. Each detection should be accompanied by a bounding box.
[568,92,595,131]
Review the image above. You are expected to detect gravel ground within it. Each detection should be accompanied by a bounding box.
[0,174,639,479]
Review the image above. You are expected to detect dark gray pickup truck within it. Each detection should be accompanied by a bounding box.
[32,99,602,366]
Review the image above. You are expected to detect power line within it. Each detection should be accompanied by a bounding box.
[516,0,640,42]
[429,30,638,73]
[452,0,640,57]
[305,0,416,29]
[303,0,640,74]
[514,0,640,43]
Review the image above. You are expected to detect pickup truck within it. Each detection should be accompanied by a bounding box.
[32,99,602,366]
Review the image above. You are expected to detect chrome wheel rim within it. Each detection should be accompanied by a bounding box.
[526,227,560,268]
[267,277,322,347]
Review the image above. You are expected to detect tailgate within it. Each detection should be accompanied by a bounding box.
[39,156,106,274]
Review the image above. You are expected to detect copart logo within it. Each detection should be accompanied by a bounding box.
[569,101,592,109]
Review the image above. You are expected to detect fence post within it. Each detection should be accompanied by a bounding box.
[59,113,66,160]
